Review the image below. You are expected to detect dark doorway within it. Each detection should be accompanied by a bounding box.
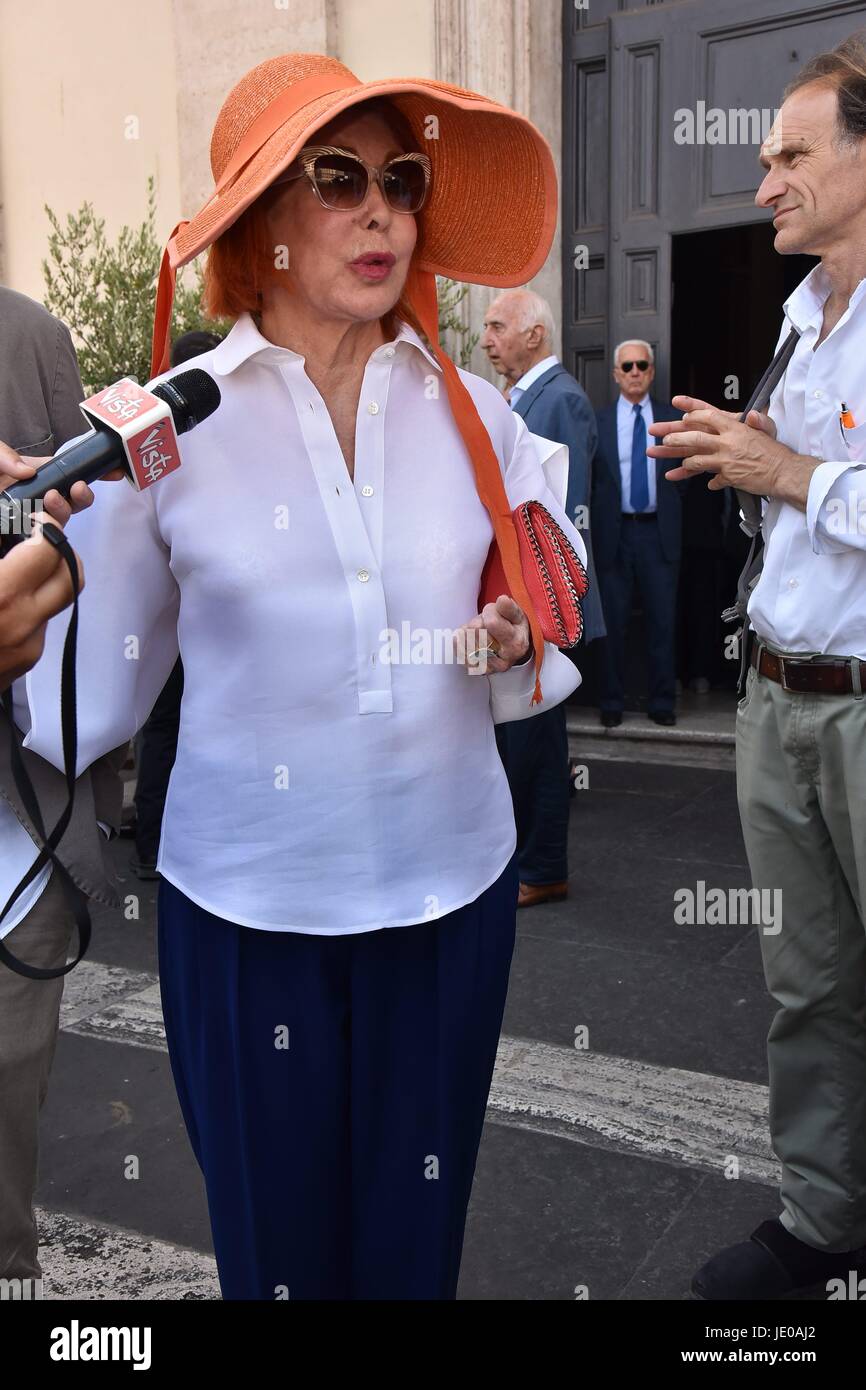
[670,224,815,414]
[671,225,816,694]
[572,224,816,710]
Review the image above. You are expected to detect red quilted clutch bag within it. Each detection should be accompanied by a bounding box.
[478,500,589,648]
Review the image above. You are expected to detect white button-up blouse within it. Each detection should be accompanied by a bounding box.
[20,313,584,934]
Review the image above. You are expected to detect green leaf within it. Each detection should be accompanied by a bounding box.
[41,175,230,393]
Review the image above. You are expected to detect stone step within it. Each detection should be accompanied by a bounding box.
[566,712,735,771]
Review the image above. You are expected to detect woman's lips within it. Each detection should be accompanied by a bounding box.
[350,253,396,282]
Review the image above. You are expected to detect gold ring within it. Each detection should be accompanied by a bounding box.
[468,639,499,666]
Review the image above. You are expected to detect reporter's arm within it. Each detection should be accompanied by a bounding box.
[21,476,180,778]
[0,517,85,691]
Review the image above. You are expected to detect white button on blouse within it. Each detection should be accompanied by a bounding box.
[22,313,583,935]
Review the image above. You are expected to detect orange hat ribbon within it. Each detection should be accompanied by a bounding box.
[150,219,190,379]
[400,265,545,706]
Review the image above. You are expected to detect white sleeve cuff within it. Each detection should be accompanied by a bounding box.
[489,642,581,725]
[806,460,866,553]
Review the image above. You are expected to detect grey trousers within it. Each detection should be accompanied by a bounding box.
[736,658,866,1250]
[0,872,72,1280]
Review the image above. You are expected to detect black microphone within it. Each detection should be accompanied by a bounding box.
[0,368,221,544]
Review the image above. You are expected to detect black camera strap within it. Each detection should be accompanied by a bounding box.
[0,522,91,978]
[722,327,801,692]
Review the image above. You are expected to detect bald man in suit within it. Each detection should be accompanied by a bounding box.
[482,289,603,907]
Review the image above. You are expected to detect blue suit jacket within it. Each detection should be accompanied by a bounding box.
[591,397,685,571]
[511,363,606,643]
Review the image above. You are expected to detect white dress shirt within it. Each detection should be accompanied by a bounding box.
[750,265,866,656]
[18,313,583,936]
[509,354,559,408]
[616,393,656,513]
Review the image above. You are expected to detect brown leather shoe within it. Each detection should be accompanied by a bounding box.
[518,880,568,908]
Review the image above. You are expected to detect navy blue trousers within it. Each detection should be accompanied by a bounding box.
[157,853,519,1301]
[597,516,678,714]
[495,706,569,884]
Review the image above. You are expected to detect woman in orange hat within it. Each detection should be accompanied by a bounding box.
[19,53,587,1299]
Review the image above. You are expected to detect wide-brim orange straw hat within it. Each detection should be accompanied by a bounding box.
[150,52,559,705]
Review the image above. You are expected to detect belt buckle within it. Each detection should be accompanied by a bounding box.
[777,655,791,692]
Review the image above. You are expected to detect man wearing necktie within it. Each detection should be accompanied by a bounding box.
[590,343,684,726]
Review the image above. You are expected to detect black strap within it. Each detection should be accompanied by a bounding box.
[734,327,801,538]
[0,522,91,979]
[722,328,801,694]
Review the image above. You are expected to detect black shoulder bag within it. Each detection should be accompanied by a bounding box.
[721,327,801,694]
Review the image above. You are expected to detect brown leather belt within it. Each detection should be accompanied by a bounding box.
[751,643,866,695]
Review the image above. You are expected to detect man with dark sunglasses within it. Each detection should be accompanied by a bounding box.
[590,341,684,727]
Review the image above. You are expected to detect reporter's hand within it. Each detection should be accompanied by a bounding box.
[0,439,96,527]
[0,438,125,530]
[0,511,85,692]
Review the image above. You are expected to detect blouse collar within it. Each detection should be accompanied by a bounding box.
[209,311,443,378]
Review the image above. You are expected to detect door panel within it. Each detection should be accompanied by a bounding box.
[563,0,866,404]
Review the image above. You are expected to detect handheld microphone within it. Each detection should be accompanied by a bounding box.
[0,368,221,544]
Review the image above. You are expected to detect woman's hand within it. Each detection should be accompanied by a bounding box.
[454,594,532,675]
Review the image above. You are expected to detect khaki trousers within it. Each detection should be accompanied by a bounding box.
[736,658,866,1250]
[0,872,72,1280]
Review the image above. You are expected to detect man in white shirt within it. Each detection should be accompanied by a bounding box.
[649,32,866,1299]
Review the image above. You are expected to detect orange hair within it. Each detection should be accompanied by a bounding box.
[201,184,286,320]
